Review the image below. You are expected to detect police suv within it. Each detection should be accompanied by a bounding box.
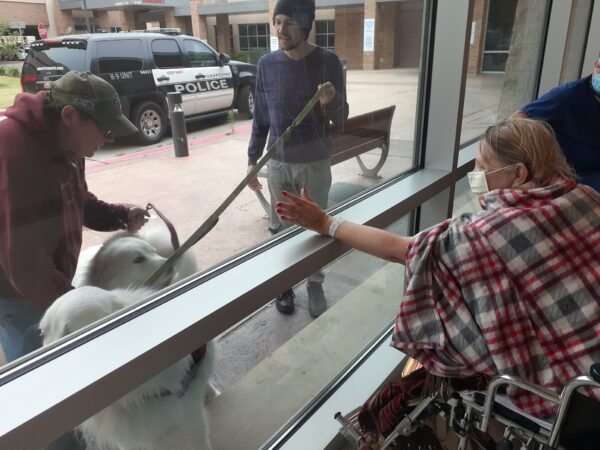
[21,30,257,145]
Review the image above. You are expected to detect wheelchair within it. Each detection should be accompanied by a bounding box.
[335,361,600,450]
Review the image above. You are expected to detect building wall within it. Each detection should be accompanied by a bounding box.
[334,5,363,70]
[0,1,48,28]
[468,0,487,74]
[375,3,397,69]
[395,0,423,68]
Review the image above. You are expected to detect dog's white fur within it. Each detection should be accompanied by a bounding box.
[40,226,214,450]
[73,226,198,290]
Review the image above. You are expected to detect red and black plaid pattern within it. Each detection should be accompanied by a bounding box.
[392,179,600,417]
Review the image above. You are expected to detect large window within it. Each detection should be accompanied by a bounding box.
[460,0,550,143]
[239,23,270,50]
[2,0,582,448]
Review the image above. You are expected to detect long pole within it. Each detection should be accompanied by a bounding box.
[144,82,331,286]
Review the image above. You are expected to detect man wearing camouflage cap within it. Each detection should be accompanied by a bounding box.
[0,71,147,367]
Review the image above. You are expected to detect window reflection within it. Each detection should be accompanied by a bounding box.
[461,0,549,143]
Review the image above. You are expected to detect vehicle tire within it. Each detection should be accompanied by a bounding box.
[132,101,167,145]
[237,84,255,119]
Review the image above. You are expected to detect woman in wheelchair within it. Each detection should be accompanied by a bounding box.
[277,118,600,449]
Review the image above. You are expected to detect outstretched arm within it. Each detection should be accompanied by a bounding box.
[276,189,410,264]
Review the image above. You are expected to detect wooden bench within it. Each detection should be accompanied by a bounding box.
[255,105,396,218]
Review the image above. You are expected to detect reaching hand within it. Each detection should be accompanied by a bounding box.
[276,188,331,234]
[247,165,262,191]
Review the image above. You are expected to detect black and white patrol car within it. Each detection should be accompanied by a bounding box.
[21,31,256,145]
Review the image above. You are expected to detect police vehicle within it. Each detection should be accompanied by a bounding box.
[21,30,257,145]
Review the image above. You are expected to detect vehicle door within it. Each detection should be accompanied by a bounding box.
[150,38,196,116]
[182,38,234,114]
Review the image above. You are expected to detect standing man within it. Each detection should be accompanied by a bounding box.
[511,57,600,191]
[0,71,148,365]
[246,0,348,318]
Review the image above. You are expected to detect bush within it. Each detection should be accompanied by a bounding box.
[0,66,5,76]
[8,67,19,78]
[231,49,270,65]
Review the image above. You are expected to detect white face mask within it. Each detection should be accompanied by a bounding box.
[467,165,514,194]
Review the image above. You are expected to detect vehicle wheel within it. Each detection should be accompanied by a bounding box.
[132,101,166,145]
[237,84,254,119]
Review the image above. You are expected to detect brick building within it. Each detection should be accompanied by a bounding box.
[0,0,517,74]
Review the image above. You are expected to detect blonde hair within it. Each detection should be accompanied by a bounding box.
[481,118,575,183]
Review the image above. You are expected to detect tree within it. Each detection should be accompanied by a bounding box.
[0,20,22,61]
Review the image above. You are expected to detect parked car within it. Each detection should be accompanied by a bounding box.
[1,45,27,61]
[21,31,256,145]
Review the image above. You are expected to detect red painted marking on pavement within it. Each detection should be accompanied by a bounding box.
[86,123,252,172]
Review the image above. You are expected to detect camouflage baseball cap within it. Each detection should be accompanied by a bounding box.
[50,71,138,136]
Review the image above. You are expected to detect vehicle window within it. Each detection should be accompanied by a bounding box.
[27,47,86,72]
[183,39,217,67]
[96,39,144,73]
[151,38,186,69]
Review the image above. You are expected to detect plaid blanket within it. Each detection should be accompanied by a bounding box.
[392,179,600,417]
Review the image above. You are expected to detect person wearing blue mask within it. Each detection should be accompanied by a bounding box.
[511,57,600,191]
[277,118,600,422]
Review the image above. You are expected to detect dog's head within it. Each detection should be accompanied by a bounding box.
[84,232,174,290]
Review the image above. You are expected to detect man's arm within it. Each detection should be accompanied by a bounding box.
[247,60,270,191]
[247,60,270,167]
[322,54,349,131]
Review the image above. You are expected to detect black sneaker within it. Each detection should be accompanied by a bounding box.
[307,281,327,318]
[276,289,295,314]
[268,226,280,235]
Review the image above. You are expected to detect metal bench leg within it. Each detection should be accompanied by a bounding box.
[356,143,389,178]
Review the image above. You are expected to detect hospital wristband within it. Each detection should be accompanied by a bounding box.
[328,217,346,238]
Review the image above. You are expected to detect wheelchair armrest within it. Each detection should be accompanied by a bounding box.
[479,375,560,432]
[472,392,544,434]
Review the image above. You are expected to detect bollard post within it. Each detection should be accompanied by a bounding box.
[167,92,189,157]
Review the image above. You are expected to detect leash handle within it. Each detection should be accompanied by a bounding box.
[146,203,180,250]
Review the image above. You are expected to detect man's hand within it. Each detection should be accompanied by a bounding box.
[126,206,150,233]
[318,82,336,106]
[247,165,262,191]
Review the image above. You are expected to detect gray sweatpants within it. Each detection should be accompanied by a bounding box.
[267,159,332,285]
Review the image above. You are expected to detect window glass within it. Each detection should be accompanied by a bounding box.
[96,39,145,73]
[315,19,335,50]
[26,47,86,72]
[183,39,216,67]
[6,2,431,447]
[97,39,144,59]
[460,0,549,143]
[151,38,186,68]
[239,23,270,50]
[60,215,411,450]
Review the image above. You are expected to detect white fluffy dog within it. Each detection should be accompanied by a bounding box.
[40,226,215,450]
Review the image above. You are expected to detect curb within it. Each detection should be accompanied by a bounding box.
[86,123,253,172]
